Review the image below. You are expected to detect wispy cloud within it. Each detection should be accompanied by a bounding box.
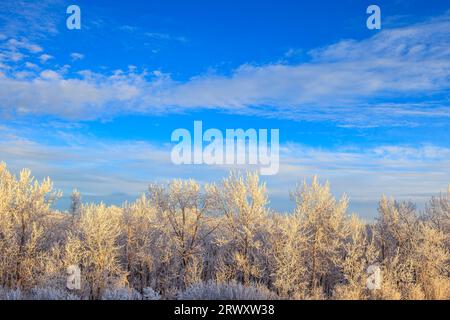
[38,53,53,63]
[0,124,448,218]
[70,52,84,61]
[6,38,42,53]
[144,32,188,43]
[0,11,449,126]
[0,0,62,39]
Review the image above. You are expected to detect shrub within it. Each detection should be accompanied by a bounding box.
[102,288,142,300]
[178,281,278,300]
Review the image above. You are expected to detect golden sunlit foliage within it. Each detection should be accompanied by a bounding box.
[0,163,448,300]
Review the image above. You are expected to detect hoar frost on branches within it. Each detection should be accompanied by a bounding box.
[0,163,448,300]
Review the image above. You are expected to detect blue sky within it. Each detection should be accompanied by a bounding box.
[0,0,449,219]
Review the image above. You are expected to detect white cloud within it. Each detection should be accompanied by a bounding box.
[0,71,143,118]
[13,70,35,79]
[284,48,303,58]
[0,12,448,126]
[0,0,61,38]
[9,52,26,62]
[25,61,39,69]
[145,32,188,43]
[70,52,84,61]
[0,37,45,67]
[40,69,60,80]
[39,53,53,63]
[7,38,42,53]
[0,127,447,218]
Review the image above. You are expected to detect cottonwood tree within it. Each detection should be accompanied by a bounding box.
[333,215,378,300]
[376,197,419,261]
[414,223,449,299]
[424,186,450,250]
[208,172,271,286]
[419,186,450,299]
[148,179,218,291]
[375,197,445,299]
[70,189,81,219]
[0,163,60,289]
[120,195,153,293]
[270,214,308,298]
[65,203,124,299]
[375,196,450,299]
[292,176,349,298]
[115,194,176,296]
[375,197,421,298]
[0,162,449,300]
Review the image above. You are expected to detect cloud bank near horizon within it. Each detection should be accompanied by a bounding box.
[0,129,448,218]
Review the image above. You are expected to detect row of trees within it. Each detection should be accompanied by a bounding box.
[0,162,448,299]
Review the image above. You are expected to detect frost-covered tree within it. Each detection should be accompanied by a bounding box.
[69,189,81,219]
[270,214,308,298]
[424,186,450,250]
[120,195,156,293]
[148,179,218,291]
[0,163,448,300]
[292,176,349,298]
[0,163,60,289]
[375,197,422,298]
[209,172,271,286]
[413,223,449,299]
[333,216,377,300]
[65,203,124,299]
[375,196,450,299]
[376,197,418,263]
